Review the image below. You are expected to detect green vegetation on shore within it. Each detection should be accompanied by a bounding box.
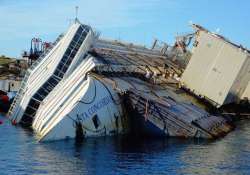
[0,55,15,65]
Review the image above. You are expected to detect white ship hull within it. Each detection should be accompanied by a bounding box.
[32,57,124,141]
[33,77,124,141]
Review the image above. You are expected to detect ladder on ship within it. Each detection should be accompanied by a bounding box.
[20,25,91,126]
[8,34,64,120]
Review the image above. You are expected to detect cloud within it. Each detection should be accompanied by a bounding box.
[0,0,183,57]
[1,0,248,58]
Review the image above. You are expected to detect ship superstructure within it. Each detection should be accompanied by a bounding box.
[8,21,94,126]
[8,21,234,141]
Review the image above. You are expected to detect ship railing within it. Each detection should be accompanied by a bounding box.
[8,34,65,118]
[95,40,164,58]
[20,26,91,124]
[29,34,64,71]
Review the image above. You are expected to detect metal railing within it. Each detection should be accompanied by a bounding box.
[20,27,91,125]
[8,34,64,118]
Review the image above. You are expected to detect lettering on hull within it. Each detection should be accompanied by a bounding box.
[77,95,113,120]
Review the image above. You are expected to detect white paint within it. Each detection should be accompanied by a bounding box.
[9,22,94,123]
[33,76,123,142]
[181,30,250,106]
[0,79,21,92]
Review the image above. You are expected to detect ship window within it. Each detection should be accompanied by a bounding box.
[66,58,73,66]
[30,99,40,108]
[58,72,64,78]
[75,43,82,49]
[75,33,81,39]
[80,34,85,40]
[65,49,71,57]
[92,115,101,129]
[73,36,79,43]
[68,44,75,50]
[71,40,78,46]
[193,41,199,47]
[38,88,48,96]
[82,31,88,38]
[61,55,68,63]
[62,66,68,73]
[33,93,42,101]
[57,63,63,70]
[74,44,80,50]
[48,78,57,87]
[71,50,77,57]
[78,38,84,45]
[78,27,84,33]
[25,107,35,115]
[54,69,60,76]
[45,84,53,91]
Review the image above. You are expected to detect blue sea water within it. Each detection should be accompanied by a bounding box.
[0,115,250,175]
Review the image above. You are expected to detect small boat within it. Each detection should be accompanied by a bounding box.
[0,90,16,113]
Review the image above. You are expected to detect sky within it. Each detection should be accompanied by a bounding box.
[0,0,249,58]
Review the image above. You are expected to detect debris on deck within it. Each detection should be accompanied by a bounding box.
[89,70,233,139]
[125,90,232,139]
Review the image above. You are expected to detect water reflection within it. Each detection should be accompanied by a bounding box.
[1,114,250,175]
[180,120,250,175]
[34,137,209,175]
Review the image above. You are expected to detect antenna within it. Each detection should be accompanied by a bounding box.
[75,6,79,22]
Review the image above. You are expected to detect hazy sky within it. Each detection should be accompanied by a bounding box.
[0,0,249,57]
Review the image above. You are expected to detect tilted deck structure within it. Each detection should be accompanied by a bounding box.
[8,21,233,141]
[8,21,94,126]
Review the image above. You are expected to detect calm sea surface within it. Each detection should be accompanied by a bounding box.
[0,115,250,175]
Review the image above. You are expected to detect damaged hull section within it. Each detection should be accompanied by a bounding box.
[125,91,233,139]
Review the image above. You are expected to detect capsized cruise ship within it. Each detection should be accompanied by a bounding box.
[8,20,233,141]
